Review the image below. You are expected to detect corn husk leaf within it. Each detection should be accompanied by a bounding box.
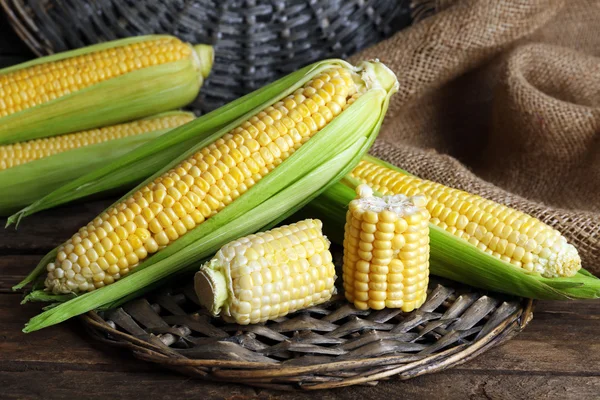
[0,35,205,144]
[308,157,600,300]
[0,111,194,217]
[22,59,398,332]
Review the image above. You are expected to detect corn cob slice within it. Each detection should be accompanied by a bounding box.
[350,158,580,278]
[43,66,367,294]
[0,113,194,170]
[23,58,398,332]
[343,185,430,311]
[195,219,336,324]
[0,35,212,144]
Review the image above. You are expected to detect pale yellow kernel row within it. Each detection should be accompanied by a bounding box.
[0,113,194,170]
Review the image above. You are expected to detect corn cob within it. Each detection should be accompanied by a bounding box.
[350,158,580,278]
[0,35,212,144]
[195,219,336,324]
[0,112,195,216]
[23,59,398,332]
[343,185,429,311]
[44,66,366,294]
[0,113,194,170]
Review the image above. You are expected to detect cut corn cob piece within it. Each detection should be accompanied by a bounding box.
[0,111,194,216]
[343,184,430,311]
[0,35,212,144]
[23,58,398,332]
[350,158,580,278]
[195,219,336,324]
[44,66,366,294]
[0,113,194,169]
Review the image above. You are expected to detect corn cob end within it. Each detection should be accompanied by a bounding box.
[192,44,214,81]
[542,242,580,278]
[195,263,230,315]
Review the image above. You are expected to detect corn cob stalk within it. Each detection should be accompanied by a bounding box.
[0,112,194,169]
[195,219,336,324]
[21,58,398,332]
[307,156,600,300]
[0,35,212,144]
[0,112,194,216]
[343,185,430,311]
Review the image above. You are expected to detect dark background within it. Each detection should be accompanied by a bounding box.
[0,12,32,67]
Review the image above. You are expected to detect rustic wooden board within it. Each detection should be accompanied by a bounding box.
[1,197,599,399]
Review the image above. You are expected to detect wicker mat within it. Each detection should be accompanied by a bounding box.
[83,275,533,390]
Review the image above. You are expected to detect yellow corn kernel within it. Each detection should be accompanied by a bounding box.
[194,219,336,324]
[350,159,581,278]
[343,184,430,312]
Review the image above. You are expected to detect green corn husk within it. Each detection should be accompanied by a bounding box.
[7,58,327,226]
[20,59,399,332]
[0,35,213,145]
[307,156,600,300]
[0,111,194,217]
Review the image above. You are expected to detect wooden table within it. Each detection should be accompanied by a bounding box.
[1,198,599,400]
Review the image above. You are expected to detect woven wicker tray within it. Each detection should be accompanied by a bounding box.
[82,275,534,390]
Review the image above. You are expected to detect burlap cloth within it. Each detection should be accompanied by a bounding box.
[349,0,600,275]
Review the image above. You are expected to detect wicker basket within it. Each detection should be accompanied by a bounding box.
[83,275,534,390]
[0,0,412,112]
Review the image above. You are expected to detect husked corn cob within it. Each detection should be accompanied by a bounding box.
[350,159,581,278]
[1,37,197,117]
[194,219,336,324]
[0,113,194,170]
[44,67,363,294]
[343,184,430,311]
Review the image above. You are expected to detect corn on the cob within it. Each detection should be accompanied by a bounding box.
[0,113,194,170]
[349,158,581,278]
[195,219,336,324]
[44,66,364,294]
[343,184,429,311]
[0,35,212,144]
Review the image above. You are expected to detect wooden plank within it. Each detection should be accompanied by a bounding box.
[0,255,41,292]
[1,370,598,400]
[463,300,600,375]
